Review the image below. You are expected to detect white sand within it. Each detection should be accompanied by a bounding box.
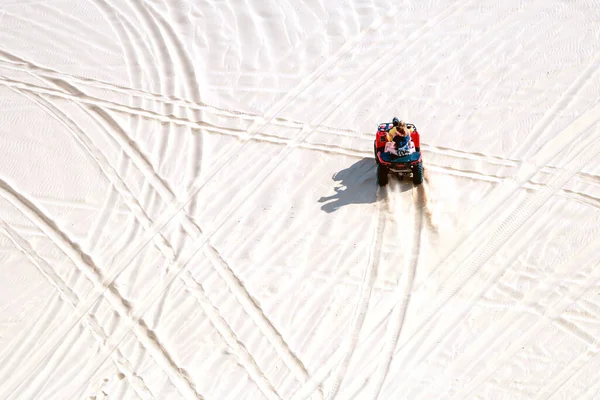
[1,0,600,399]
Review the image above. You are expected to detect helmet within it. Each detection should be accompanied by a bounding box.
[392,117,400,126]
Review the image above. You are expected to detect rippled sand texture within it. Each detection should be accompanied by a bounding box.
[1,0,600,399]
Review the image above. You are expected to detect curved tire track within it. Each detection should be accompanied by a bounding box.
[17,67,311,398]
[86,0,158,255]
[12,85,281,400]
[0,178,202,400]
[0,222,155,400]
[51,3,485,391]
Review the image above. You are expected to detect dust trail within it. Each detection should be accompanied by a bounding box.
[418,169,438,235]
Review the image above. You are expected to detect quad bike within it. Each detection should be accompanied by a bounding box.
[374,122,423,186]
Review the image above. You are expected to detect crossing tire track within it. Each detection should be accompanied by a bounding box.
[0,222,155,400]
[405,231,600,400]
[5,70,316,397]
[10,85,281,399]
[136,0,205,216]
[377,121,600,399]
[289,98,600,400]
[0,2,524,396]
[452,249,600,400]
[0,179,201,400]
[0,57,252,121]
[39,4,488,391]
[86,0,158,254]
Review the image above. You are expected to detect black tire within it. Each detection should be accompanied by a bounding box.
[412,161,423,185]
[374,142,380,164]
[377,164,388,186]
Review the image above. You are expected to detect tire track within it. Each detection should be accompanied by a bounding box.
[0,123,336,400]
[404,229,600,400]
[534,334,600,400]
[451,250,600,400]
[251,224,389,383]
[0,179,202,400]
[6,68,311,398]
[0,65,532,177]
[0,3,510,396]
[5,71,593,190]
[232,156,372,305]
[135,0,204,216]
[201,244,320,399]
[242,2,405,138]
[181,274,283,400]
[86,0,157,255]
[0,222,155,400]
[326,186,386,400]
[9,59,298,400]
[96,0,180,299]
[288,182,404,400]
[378,121,600,399]
[74,268,284,400]
[0,76,218,130]
[0,285,64,389]
[59,49,318,396]
[527,184,600,211]
[512,52,600,160]
[394,55,600,321]
[2,41,559,176]
[0,57,252,121]
[0,73,525,182]
[367,185,423,400]
[291,100,600,400]
[6,41,561,183]
[11,85,175,262]
[267,222,376,335]
[11,86,280,400]
[579,359,600,400]
[57,2,481,391]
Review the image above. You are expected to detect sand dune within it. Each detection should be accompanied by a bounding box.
[1,0,600,399]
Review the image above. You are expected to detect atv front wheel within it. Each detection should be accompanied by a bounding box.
[374,142,380,165]
[377,164,388,186]
[412,161,423,185]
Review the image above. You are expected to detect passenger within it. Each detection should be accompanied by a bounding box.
[393,129,415,154]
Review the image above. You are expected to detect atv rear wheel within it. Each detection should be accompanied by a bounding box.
[377,164,388,186]
[412,161,423,185]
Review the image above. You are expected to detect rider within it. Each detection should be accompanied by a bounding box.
[386,117,404,142]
